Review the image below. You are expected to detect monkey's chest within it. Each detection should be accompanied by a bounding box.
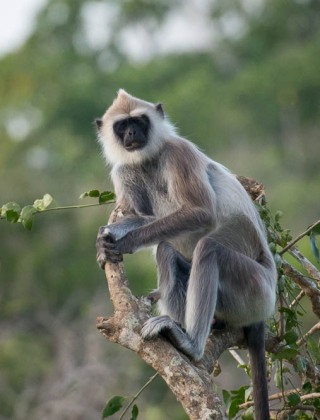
[127,175,174,217]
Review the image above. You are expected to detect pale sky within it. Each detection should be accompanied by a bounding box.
[0,0,254,61]
[0,0,214,60]
[0,0,47,57]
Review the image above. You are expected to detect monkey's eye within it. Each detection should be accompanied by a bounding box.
[137,114,150,135]
[139,114,150,127]
[113,120,127,137]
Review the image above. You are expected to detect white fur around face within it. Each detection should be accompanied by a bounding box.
[97,90,176,166]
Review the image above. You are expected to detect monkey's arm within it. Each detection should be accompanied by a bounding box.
[97,204,212,265]
[118,205,214,251]
[106,166,216,259]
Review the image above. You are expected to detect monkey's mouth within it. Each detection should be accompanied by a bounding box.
[124,141,146,151]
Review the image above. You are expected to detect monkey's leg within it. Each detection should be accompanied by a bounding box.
[143,239,274,362]
[142,237,218,360]
[155,241,191,324]
[183,237,219,359]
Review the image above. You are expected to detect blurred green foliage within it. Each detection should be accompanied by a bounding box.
[0,0,319,418]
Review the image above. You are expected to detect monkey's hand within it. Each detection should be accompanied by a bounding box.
[96,227,138,268]
[96,226,123,268]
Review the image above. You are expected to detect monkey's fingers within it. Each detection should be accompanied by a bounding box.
[96,238,123,268]
[103,241,117,249]
[98,226,116,243]
[96,236,115,250]
[96,250,123,268]
[105,252,123,263]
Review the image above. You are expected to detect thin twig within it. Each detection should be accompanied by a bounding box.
[289,248,320,283]
[279,219,320,256]
[240,390,320,410]
[228,349,246,366]
[38,201,115,213]
[289,290,305,309]
[297,322,320,346]
[119,373,159,420]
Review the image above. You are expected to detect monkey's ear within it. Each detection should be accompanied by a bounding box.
[155,103,165,118]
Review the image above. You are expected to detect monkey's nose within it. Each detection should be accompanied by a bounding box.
[95,118,103,129]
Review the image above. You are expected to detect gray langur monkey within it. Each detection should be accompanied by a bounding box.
[95,89,277,420]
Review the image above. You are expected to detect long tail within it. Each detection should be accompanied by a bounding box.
[243,322,270,420]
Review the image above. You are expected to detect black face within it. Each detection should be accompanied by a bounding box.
[113,115,150,151]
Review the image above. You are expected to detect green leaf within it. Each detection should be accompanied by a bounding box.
[287,393,301,407]
[302,381,312,394]
[306,336,320,361]
[99,191,116,203]
[80,189,100,199]
[102,396,126,418]
[272,347,298,361]
[228,399,240,418]
[20,205,36,230]
[281,229,292,246]
[242,406,254,420]
[275,210,283,222]
[34,194,53,211]
[244,387,253,402]
[1,202,22,224]
[313,397,320,409]
[278,307,295,316]
[269,242,277,254]
[295,356,307,374]
[274,253,282,269]
[42,193,53,208]
[5,209,20,223]
[80,190,115,203]
[230,385,249,400]
[283,330,298,345]
[222,389,231,405]
[89,189,100,197]
[308,221,320,236]
[274,363,282,389]
[130,404,139,420]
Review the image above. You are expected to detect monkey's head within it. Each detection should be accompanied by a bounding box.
[95,89,175,165]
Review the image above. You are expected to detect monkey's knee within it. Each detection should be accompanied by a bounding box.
[193,236,219,263]
[156,241,176,262]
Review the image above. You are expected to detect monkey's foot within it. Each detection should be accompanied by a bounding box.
[141,315,174,338]
[141,316,203,360]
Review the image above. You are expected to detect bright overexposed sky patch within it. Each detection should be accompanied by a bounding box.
[0,0,215,61]
[0,0,260,61]
[0,0,47,57]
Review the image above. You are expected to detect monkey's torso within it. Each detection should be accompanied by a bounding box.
[111,137,269,261]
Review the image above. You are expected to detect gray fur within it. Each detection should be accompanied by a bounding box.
[96,90,276,419]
